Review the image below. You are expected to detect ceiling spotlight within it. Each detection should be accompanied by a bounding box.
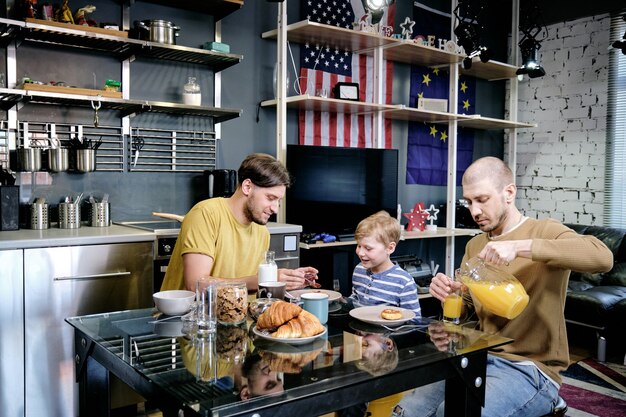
[516,38,545,78]
[453,1,490,70]
[517,0,547,79]
[361,0,395,25]
[612,14,626,55]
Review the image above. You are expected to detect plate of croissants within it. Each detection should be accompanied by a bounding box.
[252,300,327,345]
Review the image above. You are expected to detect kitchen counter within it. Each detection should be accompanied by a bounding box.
[0,222,302,250]
[0,224,156,250]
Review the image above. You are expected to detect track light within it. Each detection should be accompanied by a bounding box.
[612,14,626,55]
[516,0,547,79]
[453,1,490,70]
[361,0,395,25]
[516,38,545,78]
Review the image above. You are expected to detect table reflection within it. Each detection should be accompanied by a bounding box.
[66,307,512,416]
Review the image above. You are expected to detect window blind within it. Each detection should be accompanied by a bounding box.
[606,12,626,228]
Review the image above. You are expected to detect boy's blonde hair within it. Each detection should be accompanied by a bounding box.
[355,210,401,246]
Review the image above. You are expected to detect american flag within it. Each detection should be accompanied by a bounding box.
[299,0,395,148]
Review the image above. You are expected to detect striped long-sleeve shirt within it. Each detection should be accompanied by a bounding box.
[349,263,422,317]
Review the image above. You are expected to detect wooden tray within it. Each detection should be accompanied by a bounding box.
[21,83,122,99]
[25,18,128,38]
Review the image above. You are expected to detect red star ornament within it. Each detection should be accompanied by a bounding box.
[403,202,430,231]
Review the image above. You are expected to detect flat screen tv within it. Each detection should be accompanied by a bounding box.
[286,144,399,237]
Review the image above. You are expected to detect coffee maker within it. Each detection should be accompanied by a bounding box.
[204,169,237,198]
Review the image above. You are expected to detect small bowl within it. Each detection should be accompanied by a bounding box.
[248,297,281,320]
[153,290,195,316]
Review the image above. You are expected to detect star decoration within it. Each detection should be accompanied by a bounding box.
[463,99,471,110]
[429,125,438,137]
[432,67,440,76]
[425,204,440,225]
[400,17,416,39]
[403,202,430,232]
[422,73,431,86]
[440,130,447,142]
[418,92,424,99]
[460,81,468,93]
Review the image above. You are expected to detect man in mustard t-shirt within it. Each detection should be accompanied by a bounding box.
[161,153,318,293]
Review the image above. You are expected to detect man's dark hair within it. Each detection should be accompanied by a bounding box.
[238,153,291,188]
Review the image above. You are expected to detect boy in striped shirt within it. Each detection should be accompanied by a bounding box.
[349,211,422,317]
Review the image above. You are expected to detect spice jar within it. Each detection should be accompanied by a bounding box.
[216,281,248,325]
[182,76,201,106]
[458,257,529,319]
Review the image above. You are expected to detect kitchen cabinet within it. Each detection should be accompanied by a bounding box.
[0,249,24,417]
[262,3,530,274]
[0,0,244,172]
[24,242,153,417]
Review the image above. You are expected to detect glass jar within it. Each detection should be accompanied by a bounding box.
[216,281,248,325]
[183,76,201,106]
[458,257,529,319]
[258,250,277,284]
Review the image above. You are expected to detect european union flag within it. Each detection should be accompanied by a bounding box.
[406,66,476,186]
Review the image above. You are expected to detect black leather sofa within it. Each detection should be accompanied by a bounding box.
[563,224,626,361]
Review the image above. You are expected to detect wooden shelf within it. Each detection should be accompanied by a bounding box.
[22,83,122,99]
[262,20,519,81]
[460,59,520,81]
[382,41,462,67]
[262,20,396,53]
[261,96,533,130]
[300,228,481,249]
[261,95,396,114]
[456,116,536,130]
[383,106,468,124]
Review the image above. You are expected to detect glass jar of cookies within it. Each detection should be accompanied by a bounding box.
[216,281,248,325]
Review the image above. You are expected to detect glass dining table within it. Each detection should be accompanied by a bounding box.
[66,304,512,417]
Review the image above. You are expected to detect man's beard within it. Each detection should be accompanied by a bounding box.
[244,200,268,225]
[479,207,507,234]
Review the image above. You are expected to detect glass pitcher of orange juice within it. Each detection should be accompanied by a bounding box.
[458,257,529,319]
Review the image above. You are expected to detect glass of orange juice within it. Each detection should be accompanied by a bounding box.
[442,269,463,324]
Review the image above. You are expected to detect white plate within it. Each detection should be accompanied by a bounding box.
[289,289,342,303]
[252,325,327,346]
[349,306,416,326]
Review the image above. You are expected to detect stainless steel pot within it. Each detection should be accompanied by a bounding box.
[48,148,69,172]
[17,148,42,172]
[76,149,96,173]
[135,19,180,45]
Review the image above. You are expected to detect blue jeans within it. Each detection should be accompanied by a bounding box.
[393,355,560,417]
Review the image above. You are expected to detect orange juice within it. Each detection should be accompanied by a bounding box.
[464,279,529,319]
[443,294,463,323]
[444,294,463,317]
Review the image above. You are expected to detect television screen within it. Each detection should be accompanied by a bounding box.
[286,144,398,237]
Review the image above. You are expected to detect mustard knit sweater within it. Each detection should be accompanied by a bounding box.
[463,218,613,384]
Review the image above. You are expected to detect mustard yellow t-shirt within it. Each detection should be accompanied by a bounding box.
[161,198,270,291]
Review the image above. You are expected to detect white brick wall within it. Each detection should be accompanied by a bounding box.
[512,14,610,226]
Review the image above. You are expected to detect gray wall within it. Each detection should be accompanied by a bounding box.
[7,0,507,226]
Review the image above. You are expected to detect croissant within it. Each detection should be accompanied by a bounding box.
[256,301,302,330]
[271,310,325,339]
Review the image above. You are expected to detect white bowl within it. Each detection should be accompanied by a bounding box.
[153,290,195,316]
